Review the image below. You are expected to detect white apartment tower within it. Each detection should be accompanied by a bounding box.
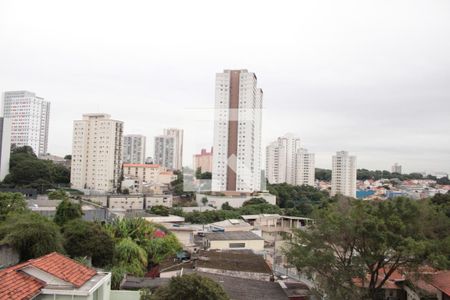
[0,117,11,181]
[2,91,50,155]
[391,163,402,174]
[266,134,315,186]
[331,151,357,197]
[70,114,123,193]
[212,69,263,193]
[123,134,146,164]
[164,128,183,170]
[154,129,183,171]
[296,148,315,186]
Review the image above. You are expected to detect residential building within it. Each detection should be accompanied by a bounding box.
[1,90,50,155]
[122,163,176,188]
[331,151,357,197]
[391,163,402,174]
[212,69,263,193]
[154,129,183,170]
[296,148,315,186]
[38,153,71,169]
[0,252,112,300]
[193,147,213,173]
[70,113,123,193]
[123,134,146,164]
[266,134,315,186]
[205,231,264,251]
[0,117,11,181]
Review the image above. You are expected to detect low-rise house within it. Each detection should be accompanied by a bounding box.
[208,218,253,232]
[0,252,112,300]
[159,249,273,281]
[205,231,264,251]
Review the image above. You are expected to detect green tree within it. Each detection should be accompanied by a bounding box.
[0,212,64,261]
[151,273,229,300]
[145,233,181,264]
[48,189,69,200]
[113,237,148,276]
[201,197,208,206]
[243,197,267,206]
[54,199,83,226]
[0,192,27,220]
[149,205,170,216]
[284,197,450,299]
[62,219,114,267]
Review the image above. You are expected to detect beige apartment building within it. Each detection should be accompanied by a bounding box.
[70,113,123,193]
[193,147,213,173]
[123,163,177,186]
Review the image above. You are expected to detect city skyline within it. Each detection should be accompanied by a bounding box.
[1,0,449,174]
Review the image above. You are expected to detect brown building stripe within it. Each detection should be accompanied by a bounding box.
[226,70,240,191]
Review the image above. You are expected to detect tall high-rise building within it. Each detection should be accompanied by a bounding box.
[0,117,11,181]
[331,151,357,197]
[154,135,175,170]
[154,129,183,171]
[391,163,402,174]
[212,69,263,193]
[266,134,315,186]
[123,134,146,164]
[1,91,50,155]
[193,148,213,173]
[295,148,315,186]
[70,114,123,193]
[164,128,183,170]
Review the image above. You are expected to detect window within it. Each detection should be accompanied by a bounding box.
[229,242,245,248]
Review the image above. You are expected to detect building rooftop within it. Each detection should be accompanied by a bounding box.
[159,249,272,275]
[0,252,99,299]
[205,231,263,241]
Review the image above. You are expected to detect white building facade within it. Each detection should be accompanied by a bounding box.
[266,134,315,186]
[123,134,146,164]
[331,151,357,197]
[70,113,123,193]
[212,69,263,193]
[0,117,11,181]
[1,91,50,155]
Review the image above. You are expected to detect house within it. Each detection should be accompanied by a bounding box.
[208,218,253,232]
[205,231,264,251]
[158,249,273,281]
[0,252,112,300]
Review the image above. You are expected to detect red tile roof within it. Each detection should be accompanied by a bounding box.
[0,263,43,300]
[30,252,97,287]
[431,271,450,296]
[0,252,97,300]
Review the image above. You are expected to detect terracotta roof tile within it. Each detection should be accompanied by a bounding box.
[29,252,97,287]
[0,252,97,299]
[0,264,43,300]
[431,271,450,296]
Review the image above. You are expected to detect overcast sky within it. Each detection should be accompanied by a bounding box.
[1,0,449,173]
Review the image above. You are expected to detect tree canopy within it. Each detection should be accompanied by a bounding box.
[151,273,229,300]
[1,146,70,191]
[0,212,64,261]
[284,197,450,299]
[62,219,114,267]
[0,192,27,220]
[54,199,83,226]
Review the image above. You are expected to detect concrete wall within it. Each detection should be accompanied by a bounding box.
[0,245,19,268]
[208,239,264,251]
[110,290,140,300]
[196,192,276,209]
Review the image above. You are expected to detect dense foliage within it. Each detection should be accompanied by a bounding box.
[0,212,64,261]
[1,146,70,191]
[151,273,229,300]
[62,219,114,267]
[268,183,329,212]
[0,192,27,220]
[285,196,450,299]
[54,199,83,226]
